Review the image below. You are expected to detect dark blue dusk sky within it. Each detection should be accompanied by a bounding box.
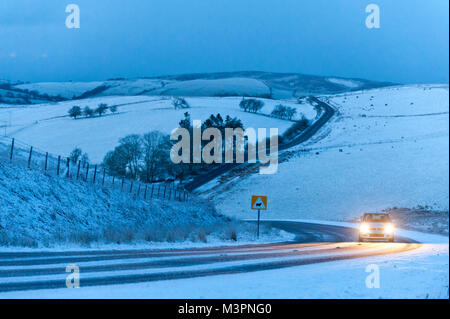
[0,0,448,83]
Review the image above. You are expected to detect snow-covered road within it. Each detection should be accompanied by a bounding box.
[1,221,446,298]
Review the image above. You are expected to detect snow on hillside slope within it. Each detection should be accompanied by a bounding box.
[100,79,168,96]
[11,78,270,100]
[15,79,168,99]
[150,78,270,97]
[0,158,275,247]
[327,78,361,89]
[1,96,316,162]
[202,85,449,222]
[16,82,104,99]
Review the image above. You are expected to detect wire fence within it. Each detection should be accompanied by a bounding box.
[0,136,189,202]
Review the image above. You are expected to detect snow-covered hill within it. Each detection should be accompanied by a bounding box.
[4,72,394,103]
[200,85,449,225]
[15,81,104,100]
[149,78,270,97]
[0,96,316,162]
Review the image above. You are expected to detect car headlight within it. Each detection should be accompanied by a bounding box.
[360,223,369,233]
[384,224,394,234]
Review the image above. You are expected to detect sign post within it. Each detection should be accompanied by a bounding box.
[257,209,261,238]
[251,195,268,239]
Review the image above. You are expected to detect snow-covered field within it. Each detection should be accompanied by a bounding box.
[201,85,449,223]
[0,96,316,162]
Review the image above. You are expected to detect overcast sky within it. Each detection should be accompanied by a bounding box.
[0,0,448,83]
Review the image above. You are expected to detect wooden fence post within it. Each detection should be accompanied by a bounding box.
[9,138,14,162]
[168,189,171,200]
[66,157,70,177]
[121,179,124,192]
[93,165,97,184]
[137,184,141,197]
[144,185,148,199]
[151,184,154,198]
[76,160,81,179]
[44,152,48,171]
[27,146,33,169]
[102,168,106,186]
[129,181,133,193]
[57,155,61,176]
[112,176,115,185]
[85,163,90,181]
[163,184,167,198]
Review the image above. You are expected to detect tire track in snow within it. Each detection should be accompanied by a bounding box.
[0,221,421,293]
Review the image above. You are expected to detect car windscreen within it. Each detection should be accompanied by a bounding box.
[364,215,392,222]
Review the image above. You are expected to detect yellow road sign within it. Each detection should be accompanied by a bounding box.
[251,195,267,210]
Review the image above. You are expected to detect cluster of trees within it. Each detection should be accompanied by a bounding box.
[172,97,190,109]
[68,103,118,119]
[174,112,245,177]
[103,132,177,183]
[239,98,264,113]
[179,112,243,133]
[103,112,245,184]
[270,104,297,120]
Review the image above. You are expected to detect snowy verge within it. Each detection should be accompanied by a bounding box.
[0,160,293,248]
[0,228,295,253]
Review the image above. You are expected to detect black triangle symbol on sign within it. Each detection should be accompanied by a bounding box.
[252,197,266,209]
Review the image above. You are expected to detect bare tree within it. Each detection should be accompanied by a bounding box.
[117,134,142,179]
[141,131,171,182]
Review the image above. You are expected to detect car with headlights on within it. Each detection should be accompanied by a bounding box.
[359,213,395,242]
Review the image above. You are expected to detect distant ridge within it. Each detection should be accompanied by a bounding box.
[1,71,396,105]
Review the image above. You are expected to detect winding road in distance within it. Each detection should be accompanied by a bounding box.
[184,97,336,191]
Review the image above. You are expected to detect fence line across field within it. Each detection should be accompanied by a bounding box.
[0,136,189,202]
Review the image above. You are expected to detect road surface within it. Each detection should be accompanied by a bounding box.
[0,221,420,293]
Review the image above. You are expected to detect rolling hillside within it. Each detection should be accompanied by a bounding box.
[0,96,316,163]
[199,85,449,228]
[6,72,395,104]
